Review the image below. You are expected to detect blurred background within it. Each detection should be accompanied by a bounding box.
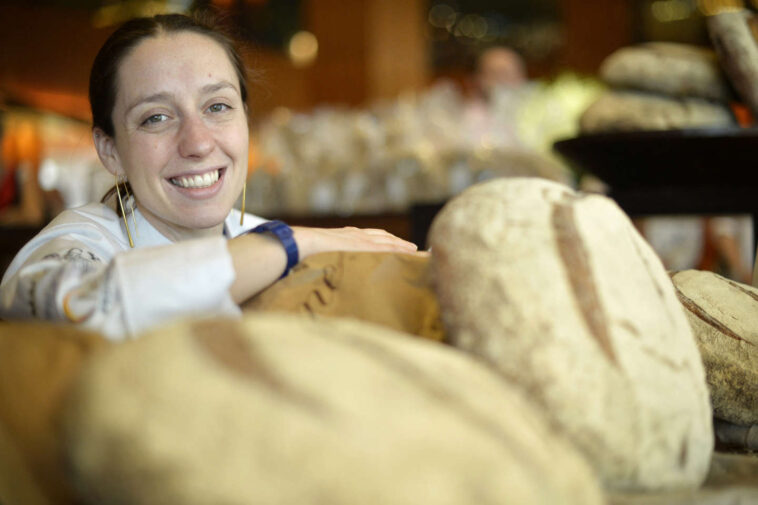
[1,0,754,279]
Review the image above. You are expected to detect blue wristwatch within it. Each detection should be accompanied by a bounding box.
[248,220,299,279]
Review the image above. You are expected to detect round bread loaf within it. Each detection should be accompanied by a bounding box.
[63,314,602,505]
[707,9,758,115]
[670,269,758,425]
[468,149,572,185]
[428,177,713,491]
[580,91,736,134]
[599,43,733,102]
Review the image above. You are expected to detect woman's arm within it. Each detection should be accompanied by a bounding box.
[1,219,416,337]
[227,226,418,304]
[0,235,241,339]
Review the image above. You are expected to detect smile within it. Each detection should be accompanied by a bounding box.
[169,169,221,189]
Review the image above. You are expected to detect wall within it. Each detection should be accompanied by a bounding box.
[0,0,635,118]
[304,0,429,106]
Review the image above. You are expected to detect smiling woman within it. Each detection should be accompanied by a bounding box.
[96,30,250,237]
[0,12,417,340]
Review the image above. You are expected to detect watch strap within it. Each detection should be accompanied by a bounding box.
[247,220,299,279]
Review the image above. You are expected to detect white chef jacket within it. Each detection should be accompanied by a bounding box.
[0,202,267,340]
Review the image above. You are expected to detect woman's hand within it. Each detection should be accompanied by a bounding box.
[293,226,418,258]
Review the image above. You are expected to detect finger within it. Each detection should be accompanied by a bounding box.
[368,238,418,252]
[361,228,394,235]
[361,233,416,246]
[335,229,416,250]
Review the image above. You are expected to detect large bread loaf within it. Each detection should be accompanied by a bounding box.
[579,91,735,134]
[670,269,758,425]
[599,43,732,102]
[0,323,107,505]
[243,251,444,341]
[63,314,602,505]
[428,177,713,491]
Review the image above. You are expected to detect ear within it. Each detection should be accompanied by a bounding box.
[92,128,123,177]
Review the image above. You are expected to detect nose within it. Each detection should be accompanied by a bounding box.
[178,115,214,159]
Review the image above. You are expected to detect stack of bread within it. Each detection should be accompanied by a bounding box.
[580,42,736,133]
[580,8,758,134]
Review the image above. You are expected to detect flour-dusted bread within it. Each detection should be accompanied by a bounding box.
[243,251,444,341]
[579,91,736,134]
[708,9,758,115]
[429,177,713,491]
[0,323,107,505]
[63,314,602,505]
[599,43,733,102]
[670,270,758,426]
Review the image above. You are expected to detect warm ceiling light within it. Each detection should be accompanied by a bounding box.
[651,0,694,22]
[288,31,318,68]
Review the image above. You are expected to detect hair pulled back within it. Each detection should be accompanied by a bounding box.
[89,11,248,138]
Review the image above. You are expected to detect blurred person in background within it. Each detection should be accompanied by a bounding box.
[642,215,753,284]
[474,46,528,95]
[700,217,753,284]
[463,45,528,150]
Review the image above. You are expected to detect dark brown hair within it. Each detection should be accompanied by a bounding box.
[95,11,248,209]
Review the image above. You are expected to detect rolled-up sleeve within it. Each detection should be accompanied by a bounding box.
[113,237,239,337]
[0,235,239,340]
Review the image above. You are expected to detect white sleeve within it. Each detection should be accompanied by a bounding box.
[0,236,239,341]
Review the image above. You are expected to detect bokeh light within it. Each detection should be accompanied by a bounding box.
[288,31,318,68]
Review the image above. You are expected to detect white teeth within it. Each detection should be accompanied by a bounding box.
[171,170,220,189]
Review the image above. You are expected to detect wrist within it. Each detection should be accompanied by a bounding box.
[291,227,315,259]
[247,221,299,279]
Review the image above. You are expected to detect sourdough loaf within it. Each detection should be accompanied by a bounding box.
[580,91,735,134]
[599,43,732,102]
[0,323,107,505]
[243,251,444,341]
[63,314,602,505]
[429,177,713,491]
[670,269,758,425]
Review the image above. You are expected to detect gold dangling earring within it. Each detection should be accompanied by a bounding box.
[115,175,134,248]
[125,182,139,240]
[240,179,246,226]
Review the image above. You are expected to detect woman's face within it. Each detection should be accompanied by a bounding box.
[97,31,248,237]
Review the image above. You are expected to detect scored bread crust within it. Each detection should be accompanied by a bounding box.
[428,178,714,491]
[671,270,758,426]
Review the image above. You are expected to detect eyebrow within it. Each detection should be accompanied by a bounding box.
[202,80,237,95]
[124,81,239,116]
[124,92,172,116]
